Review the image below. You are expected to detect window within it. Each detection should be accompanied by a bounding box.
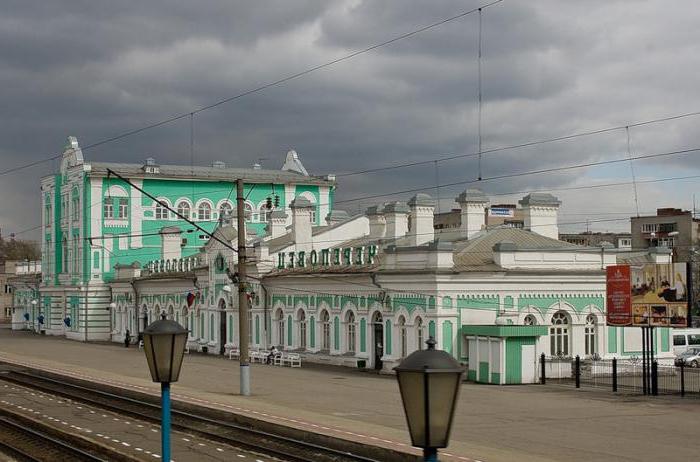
[61,237,68,273]
[219,202,232,223]
[398,316,407,358]
[346,311,356,353]
[584,314,597,357]
[103,198,114,219]
[689,335,700,345]
[198,202,211,221]
[416,317,424,350]
[524,315,537,325]
[61,194,68,224]
[45,202,51,227]
[321,310,331,350]
[641,223,658,233]
[244,203,253,221]
[549,312,570,356]
[298,310,307,349]
[155,200,169,220]
[118,198,128,219]
[673,335,686,346]
[310,208,317,224]
[276,309,285,347]
[259,204,272,223]
[177,201,191,219]
[72,197,80,222]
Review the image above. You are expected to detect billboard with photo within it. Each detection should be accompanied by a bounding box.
[630,262,688,327]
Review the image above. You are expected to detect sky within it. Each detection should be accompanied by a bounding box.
[3,0,700,239]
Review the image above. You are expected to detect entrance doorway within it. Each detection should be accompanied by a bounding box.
[219,300,227,355]
[372,312,384,370]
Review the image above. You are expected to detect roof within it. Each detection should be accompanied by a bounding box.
[453,227,580,271]
[87,161,334,186]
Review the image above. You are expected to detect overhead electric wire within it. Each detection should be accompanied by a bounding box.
[0,0,503,178]
[334,145,700,205]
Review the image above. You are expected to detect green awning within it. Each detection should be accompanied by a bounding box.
[462,325,548,338]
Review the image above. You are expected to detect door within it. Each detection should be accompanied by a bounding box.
[373,321,383,370]
[521,344,536,384]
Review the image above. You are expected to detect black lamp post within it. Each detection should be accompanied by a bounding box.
[394,337,463,462]
[142,315,188,462]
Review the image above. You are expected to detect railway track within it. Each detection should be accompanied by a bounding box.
[0,368,415,462]
[0,415,119,462]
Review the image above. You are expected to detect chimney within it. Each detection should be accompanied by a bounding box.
[326,210,350,225]
[366,205,386,239]
[407,193,436,246]
[383,201,410,239]
[160,226,182,260]
[456,189,489,239]
[266,210,288,239]
[518,193,561,239]
[290,197,313,251]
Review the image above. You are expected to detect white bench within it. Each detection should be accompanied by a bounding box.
[284,353,302,368]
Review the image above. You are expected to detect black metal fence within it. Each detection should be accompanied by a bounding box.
[539,353,700,397]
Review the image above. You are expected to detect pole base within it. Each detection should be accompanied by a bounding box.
[423,448,438,461]
[240,364,251,396]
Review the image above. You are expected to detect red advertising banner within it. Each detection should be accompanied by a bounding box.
[606,265,631,326]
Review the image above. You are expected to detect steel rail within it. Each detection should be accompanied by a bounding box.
[2,370,388,462]
[0,416,109,462]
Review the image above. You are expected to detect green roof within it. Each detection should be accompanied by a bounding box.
[462,325,548,337]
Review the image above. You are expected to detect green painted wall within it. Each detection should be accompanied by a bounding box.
[385,320,392,355]
[607,327,617,354]
[660,328,670,352]
[442,321,453,354]
[309,316,315,348]
[334,316,340,350]
[428,320,436,339]
[287,315,293,347]
[490,372,501,384]
[478,362,489,383]
[360,318,366,353]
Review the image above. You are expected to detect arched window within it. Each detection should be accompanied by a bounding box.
[219,202,233,223]
[585,314,597,357]
[276,309,285,347]
[176,201,190,219]
[550,312,570,356]
[259,203,272,223]
[244,202,254,221]
[321,310,331,350]
[346,311,356,353]
[398,316,407,358]
[416,317,424,350]
[155,200,169,220]
[524,314,537,326]
[198,202,211,221]
[298,310,307,349]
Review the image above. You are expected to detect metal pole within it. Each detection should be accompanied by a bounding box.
[650,326,655,394]
[641,327,647,395]
[424,448,438,462]
[237,179,251,396]
[84,284,88,342]
[540,353,546,385]
[161,382,171,462]
[575,355,580,388]
[612,358,617,392]
[680,360,685,397]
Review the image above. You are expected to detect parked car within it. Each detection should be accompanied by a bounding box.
[675,347,700,367]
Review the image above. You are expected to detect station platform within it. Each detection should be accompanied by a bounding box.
[2,330,699,462]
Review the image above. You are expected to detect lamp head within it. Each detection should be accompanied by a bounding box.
[142,319,188,383]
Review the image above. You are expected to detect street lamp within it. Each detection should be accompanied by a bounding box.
[394,337,463,462]
[142,315,188,462]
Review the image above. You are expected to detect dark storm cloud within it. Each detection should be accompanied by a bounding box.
[3,0,700,237]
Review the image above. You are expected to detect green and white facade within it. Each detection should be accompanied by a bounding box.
[35,137,335,341]
[100,188,673,381]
